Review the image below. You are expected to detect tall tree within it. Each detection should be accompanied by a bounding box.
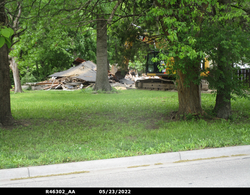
[211,0,233,119]
[204,0,250,119]
[151,0,209,117]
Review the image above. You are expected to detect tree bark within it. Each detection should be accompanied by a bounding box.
[176,64,203,117]
[213,90,231,119]
[9,57,23,93]
[93,16,111,91]
[0,0,14,126]
[0,44,14,126]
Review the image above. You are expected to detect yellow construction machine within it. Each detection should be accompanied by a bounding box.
[135,49,210,90]
[128,31,210,90]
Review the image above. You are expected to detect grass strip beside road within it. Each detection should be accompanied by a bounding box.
[0,89,250,169]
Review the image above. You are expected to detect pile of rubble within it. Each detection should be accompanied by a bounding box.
[25,58,136,91]
[27,76,89,90]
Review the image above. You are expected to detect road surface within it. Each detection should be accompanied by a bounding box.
[1,155,250,187]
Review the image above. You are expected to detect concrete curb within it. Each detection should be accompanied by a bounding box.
[1,145,250,181]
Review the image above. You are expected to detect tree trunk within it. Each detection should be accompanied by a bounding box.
[213,90,231,119]
[93,16,111,91]
[176,63,203,117]
[9,57,23,93]
[0,0,14,126]
[213,45,232,119]
[0,44,13,126]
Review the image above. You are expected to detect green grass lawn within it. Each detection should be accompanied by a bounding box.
[1,89,250,169]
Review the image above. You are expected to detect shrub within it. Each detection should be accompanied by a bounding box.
[21,72,37,85]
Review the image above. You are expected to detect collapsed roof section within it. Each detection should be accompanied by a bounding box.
[73,57,86,65]
[49,60,97,82]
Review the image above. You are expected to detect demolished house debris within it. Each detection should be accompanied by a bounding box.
[25,58,136,90]
[47,59,97,90]
[26,58,97,90]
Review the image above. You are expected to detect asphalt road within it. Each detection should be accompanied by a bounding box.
[1,155,250,187]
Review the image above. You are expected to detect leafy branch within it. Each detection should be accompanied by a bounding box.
[0,25,14,48]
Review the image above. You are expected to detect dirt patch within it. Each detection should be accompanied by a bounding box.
[0,119,32,130]
[145,123,159,130]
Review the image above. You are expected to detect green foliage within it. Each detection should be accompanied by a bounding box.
[21,72,37,85]
[0,26,14,48]
[108,0,158,68]
[201,3,250,100]
[128,55,146,72]
[142,0,250,97]
[10,24,96,81]
[6,0,98,82]
[143,0,211,85]
[108,19,149,69]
